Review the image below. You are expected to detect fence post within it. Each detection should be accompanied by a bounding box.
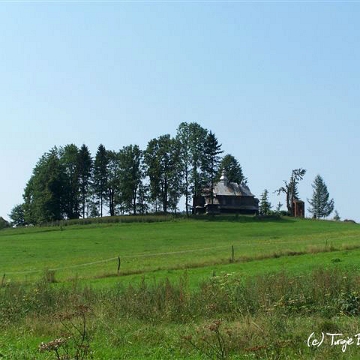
[117,256,121,275]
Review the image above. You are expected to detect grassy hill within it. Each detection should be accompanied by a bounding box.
[1,215,359,284]
[1,216,360,359]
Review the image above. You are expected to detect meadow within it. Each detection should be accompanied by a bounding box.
[1,215,360,359]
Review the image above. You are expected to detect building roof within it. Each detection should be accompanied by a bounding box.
[212,172,255,197]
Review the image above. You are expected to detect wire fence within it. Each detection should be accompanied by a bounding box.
[2,244,231,276]
[6,234,358,278]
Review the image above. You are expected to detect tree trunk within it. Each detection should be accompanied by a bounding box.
[133,190,137,215]
[185,170,189,217]
[163,179,168,213]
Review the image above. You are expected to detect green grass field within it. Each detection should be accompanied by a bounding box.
[1,216,360,283]
[2,216,360,359]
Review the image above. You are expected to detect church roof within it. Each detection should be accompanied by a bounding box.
[213,173,255,197]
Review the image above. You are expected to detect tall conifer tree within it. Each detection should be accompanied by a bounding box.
[259,189,272,215]
[77,144,93,218]
[201,131,223,204]
[217,154,246,184]
[93,144,109,217]
[308,175,334,219]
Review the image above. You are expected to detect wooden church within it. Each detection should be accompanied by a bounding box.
[193,172,259,215]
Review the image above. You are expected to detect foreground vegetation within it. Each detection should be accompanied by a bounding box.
[3,268,360,359]
[1,216,360,359]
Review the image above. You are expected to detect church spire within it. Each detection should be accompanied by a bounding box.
[220,170,228,184]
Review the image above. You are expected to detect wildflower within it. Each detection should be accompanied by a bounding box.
[39,337,68,352]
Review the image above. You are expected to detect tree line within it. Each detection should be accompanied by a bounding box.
[8,122,337,227]
[10,122,246,226]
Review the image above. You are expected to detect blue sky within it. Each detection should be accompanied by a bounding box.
[0,2,359,221]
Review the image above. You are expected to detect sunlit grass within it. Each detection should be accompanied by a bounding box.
[1,216,359,283]
[2,216,360,359]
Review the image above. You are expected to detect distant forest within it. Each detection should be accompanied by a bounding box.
[10,122,248,225]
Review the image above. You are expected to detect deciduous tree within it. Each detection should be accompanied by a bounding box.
[9,204,26,226]
[23,147,67,224]
[176,122,208,215]
[275,168,306,216]
[144,135,182,213]
[107,150,121,216]
[118,145,143,215]
[60,144,80,219]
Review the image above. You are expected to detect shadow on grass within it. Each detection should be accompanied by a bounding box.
[2,214,297,236]
[190,214,297,224]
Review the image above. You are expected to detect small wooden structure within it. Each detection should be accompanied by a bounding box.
[193,172,259,215]
[292,200,305,218]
